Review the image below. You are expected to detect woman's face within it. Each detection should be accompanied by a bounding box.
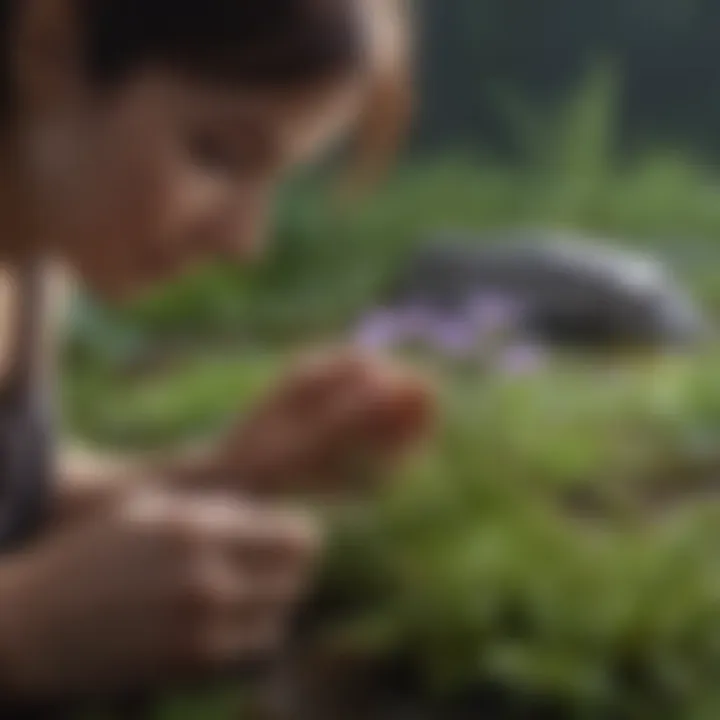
[21,70,362,299]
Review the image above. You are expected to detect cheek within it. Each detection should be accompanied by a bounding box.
[215,183,275,260]
[29,118,277,295]
[46,126,182,290]
[82,134,172,240]
[165,172,276,262]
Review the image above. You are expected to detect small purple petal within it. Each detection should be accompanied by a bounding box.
[427,317,479,358]
[498,344,546,375]
[353,310,403,350]
[395,306,439,341]
[466,292,524,334]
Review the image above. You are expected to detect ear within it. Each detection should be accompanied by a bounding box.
[11,0,84,115]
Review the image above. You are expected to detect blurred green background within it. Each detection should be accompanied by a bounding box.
[70,3,720,718]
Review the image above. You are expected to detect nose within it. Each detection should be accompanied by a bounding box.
[188,188,273,264]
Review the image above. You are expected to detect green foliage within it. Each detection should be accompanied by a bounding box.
[416,0,720,161]
[316,355,720,713]
[63,66,720,717]
[66,350,720,718]
[64,351,280,448]
[67,64,720,371]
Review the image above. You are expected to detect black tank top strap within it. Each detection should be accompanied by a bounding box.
[0,260,59,715]
[0,258,55,551]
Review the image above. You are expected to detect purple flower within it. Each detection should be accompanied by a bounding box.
[466,292,523,336]
[498,343,546,376]
[426,316,479,358]
[353,309,403,350]
[392,306,438,342]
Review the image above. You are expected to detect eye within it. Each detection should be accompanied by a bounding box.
[186,125,279,178]
[187,130,237,176]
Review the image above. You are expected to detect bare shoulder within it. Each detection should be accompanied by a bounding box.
[0,259,77,376]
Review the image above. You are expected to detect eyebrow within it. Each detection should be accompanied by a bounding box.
[193,87,350,170]
[229,117,286,173]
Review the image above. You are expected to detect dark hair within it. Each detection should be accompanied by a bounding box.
[1,0,365,111]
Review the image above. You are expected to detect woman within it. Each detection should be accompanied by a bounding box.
[0,0,431,703]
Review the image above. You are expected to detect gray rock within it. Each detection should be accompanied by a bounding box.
[383,230,710,349]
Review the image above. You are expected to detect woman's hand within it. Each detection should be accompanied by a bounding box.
[54,351,435,515]
[0,491,319,698]
[52,449,144,527]
[206,351,435,497]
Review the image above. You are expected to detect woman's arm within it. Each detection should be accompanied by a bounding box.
[54,441,217,524]
[56,351,434,522]
[0,491,320,699]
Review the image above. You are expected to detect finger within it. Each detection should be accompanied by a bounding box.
[192,571,304,668]
[181,556,308,624]
[167,612,286,676]
[239,359,435,492]
[260,348,372,418]
[203,616,287,666]
[234,507,323,574]
[281,367,435,486]
[230,351,373,474]
[245,369,378,483]
[187,500,323,568]
[356,367,436,454]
